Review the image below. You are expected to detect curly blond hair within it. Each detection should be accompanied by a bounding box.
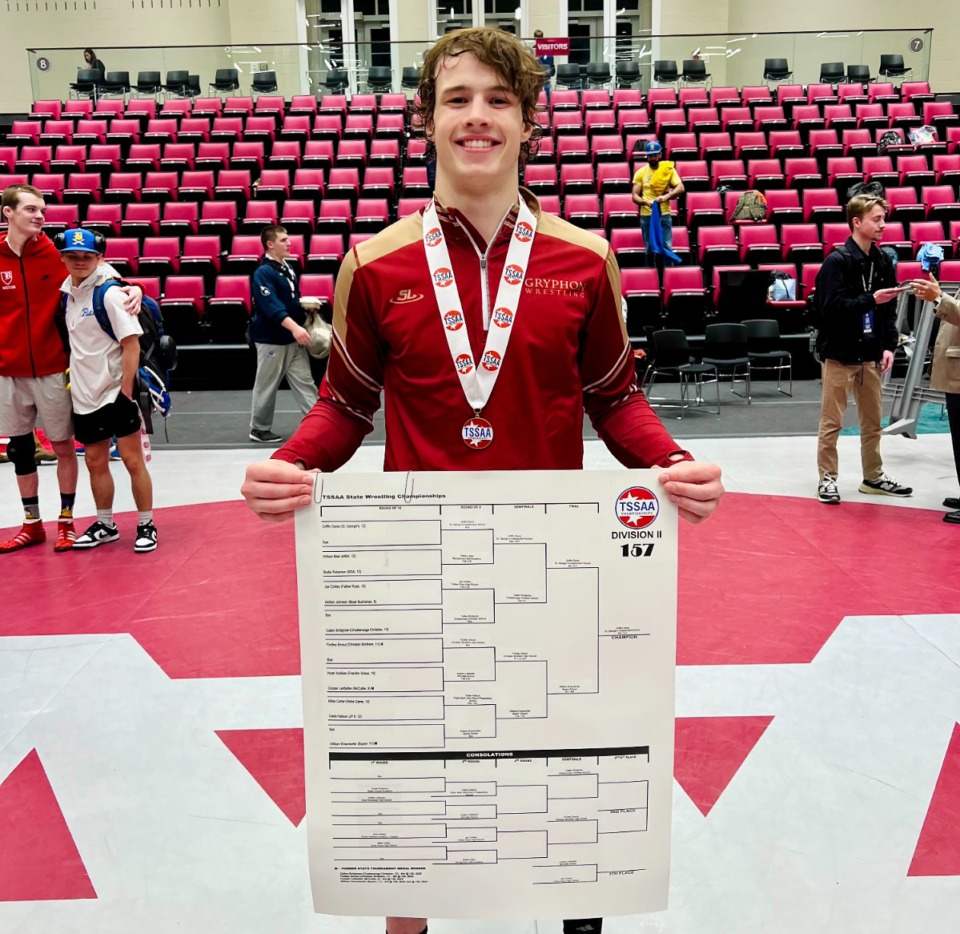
[414,27,544,164]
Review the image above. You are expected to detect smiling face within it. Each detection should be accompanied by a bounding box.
[2,189,46,241]
[428,52,532,200]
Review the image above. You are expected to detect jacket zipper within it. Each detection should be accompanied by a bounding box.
[20,254,38,377]
[460,218,513,333]
[479,254,490,330]
[457,228,493,330]
[458,204,514,331]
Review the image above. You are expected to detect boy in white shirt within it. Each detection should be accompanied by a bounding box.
[58,228,157,552]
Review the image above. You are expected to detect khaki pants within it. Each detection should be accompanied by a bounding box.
[817,359,884,481]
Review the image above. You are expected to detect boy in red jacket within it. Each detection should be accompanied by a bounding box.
[242,27,724,934]
[0,184,79,552]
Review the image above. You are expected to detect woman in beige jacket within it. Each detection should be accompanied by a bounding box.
[911,276,960,523]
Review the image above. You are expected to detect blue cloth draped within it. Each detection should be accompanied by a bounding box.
[647,200,682,266]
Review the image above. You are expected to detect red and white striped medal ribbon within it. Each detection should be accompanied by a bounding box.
[422,197,537,449]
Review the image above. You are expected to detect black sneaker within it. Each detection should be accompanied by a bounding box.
[249,428,283,444]
[134,522,158,553]
[564,921,602,934]
[73,520,120,549]
[859,473,912,497]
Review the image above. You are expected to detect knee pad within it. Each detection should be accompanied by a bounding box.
[6,433,38,476]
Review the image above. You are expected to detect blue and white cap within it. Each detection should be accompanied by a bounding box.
[59,228,103,254]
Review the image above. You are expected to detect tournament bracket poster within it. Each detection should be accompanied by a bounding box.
[296,469,678,919]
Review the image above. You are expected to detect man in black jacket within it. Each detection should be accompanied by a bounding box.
[248,225,317,443]
[816,193,911,504]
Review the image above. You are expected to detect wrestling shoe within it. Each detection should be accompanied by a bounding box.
[564,921,602,934]
[817,476,840,504]
[54,521,76,552]
[0,521,46,553]
[134,522,158,553]
[859,473,912,497]
[943,497,960,510]
[73,520,120,549]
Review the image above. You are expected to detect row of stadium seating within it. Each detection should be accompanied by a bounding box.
[535,102,958,137]
[9,132,960,188]
[10,107,960,152]
[5,155,960,204]
[28,79,940,124]
[6,150,960,196]
[28,94,412,122]
[5,115,410,148]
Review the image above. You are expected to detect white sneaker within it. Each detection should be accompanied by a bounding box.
[134,522,158,553]
[817,476,840,504]
[72,520,120,549]
[859,473,912,497]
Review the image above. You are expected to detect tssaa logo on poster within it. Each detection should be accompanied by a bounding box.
[613,486,659,535]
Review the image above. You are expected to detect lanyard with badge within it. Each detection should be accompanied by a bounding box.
[422,197,537,450]
[862,260,875,335]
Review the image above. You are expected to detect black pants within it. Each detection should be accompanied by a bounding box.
[946,392,960,487]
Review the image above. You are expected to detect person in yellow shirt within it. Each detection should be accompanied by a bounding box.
[631,141,684,268]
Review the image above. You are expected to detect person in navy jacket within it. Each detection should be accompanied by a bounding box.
[248,225,317,444]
